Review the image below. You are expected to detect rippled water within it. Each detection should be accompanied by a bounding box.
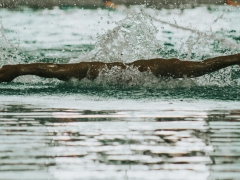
[0,4,240,180]
[0,98,240,180]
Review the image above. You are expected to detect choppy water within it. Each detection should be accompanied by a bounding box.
[0,4,240,180]
[0,98,240,180]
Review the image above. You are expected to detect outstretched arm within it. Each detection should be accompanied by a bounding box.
[0,54,239,83]
[0,62,89,82]
[0,61,126,82]
[145,53,240,78]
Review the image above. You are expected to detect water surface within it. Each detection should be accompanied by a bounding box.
[0,97,240,180]
[0,4,240,180]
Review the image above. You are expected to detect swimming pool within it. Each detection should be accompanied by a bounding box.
[0,4,240,180]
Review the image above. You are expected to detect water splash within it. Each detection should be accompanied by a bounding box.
[0,20,21,66]
[64,67,196,90]
[179,31,240,86]
[77,12,161,63]
[72,12,239,87]
[151,13,240,58]
[0,11,239,87]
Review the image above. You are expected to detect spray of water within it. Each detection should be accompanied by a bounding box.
[76,12,161,63]
[73,12,239,87]
[0,20,21,66]
[149,9,240,86]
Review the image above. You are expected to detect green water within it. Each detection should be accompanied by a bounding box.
[0,83,239,100]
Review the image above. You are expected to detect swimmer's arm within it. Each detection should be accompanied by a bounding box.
[0,62,89,82]
[0,54,239,83]
[132,53,240,78]
[0,61,126,82]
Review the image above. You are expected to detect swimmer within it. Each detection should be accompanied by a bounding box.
[0,53,239,83]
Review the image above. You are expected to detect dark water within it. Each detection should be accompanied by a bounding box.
[0,83,240,101]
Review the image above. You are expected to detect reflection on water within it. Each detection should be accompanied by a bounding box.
[0,104,240,180]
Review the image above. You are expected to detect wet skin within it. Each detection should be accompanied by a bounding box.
[0,53,239,83]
